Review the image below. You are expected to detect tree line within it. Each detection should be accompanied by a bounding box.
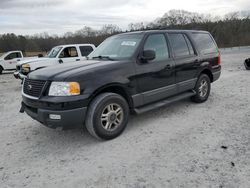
[1,10,250,54]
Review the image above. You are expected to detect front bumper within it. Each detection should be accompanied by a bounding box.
[21,102,87,129]
[14,71,27,80]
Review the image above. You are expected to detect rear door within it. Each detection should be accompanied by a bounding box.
[168,33,198,92]
[135,33,176,105]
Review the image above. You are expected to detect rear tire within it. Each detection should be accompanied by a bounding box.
[85,93,129,140]
[191,74,211,103]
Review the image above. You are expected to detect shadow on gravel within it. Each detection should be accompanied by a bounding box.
[12,95,216,161]
[26,99,193,143]
[20,97,208,157]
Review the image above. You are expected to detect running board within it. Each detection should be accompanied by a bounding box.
[134,91,196,114]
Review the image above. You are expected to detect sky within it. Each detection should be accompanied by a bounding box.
[0,0,249,35]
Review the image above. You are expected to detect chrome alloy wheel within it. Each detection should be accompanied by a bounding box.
[101,103,124,131]
[198,79,208,98]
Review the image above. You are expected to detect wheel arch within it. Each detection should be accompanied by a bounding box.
[199,68,213,83]
[0,65,4,74]
[88,83,134,109]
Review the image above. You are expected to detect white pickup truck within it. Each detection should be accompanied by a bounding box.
[0,51,37,74]
[14,44,96,80]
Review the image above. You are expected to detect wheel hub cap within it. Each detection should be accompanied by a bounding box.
[199,80,208,98]
[101,103,124,131]
[109,113,117,122]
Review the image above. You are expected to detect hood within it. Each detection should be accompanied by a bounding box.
[17,57,50,66]
[28,60,120,81]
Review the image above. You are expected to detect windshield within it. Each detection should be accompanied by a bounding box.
[48,47,62,58]
[88,34,143,60]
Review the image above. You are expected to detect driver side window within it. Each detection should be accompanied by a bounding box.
[143,34,169,62]
[59,47,78,58]
[5,52,20,60]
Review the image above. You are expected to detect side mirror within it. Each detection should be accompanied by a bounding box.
[141,50,156,62]
[38,54,43,58]
[58,59,63,64]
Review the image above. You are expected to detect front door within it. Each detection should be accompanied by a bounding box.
[4,52,22,69]
[135,33,176,105]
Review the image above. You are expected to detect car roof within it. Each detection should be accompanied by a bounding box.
[8,51,22,53]
[55,44,95,48]
[117,30,209,36]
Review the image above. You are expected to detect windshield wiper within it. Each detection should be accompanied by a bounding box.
[92,55,114,61]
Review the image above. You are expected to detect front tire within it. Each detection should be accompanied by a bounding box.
[85,93,129,140]
[191,74,211,103]
[244,58,250,70]
[0,66,3,74]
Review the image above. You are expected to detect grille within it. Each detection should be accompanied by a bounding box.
[23,79,46,98]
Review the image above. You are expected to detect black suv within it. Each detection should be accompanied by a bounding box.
[20,30,221,140]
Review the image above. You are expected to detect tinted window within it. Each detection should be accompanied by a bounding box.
[80,46,93,56]
[18,52,22,58]
[143,34,169,62]
[59,47,78,58]
[169,34,190,57]
[184,35,195,55]
[191,33,217,54]
[5,52,20,60]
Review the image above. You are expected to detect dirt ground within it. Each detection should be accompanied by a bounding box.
[0,48,250,188]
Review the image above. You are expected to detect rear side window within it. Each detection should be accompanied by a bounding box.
[169,34,190,57]
[191,33,217,54]
[17,52,22,58]
[184,35,195,55]
[80,46,94,56]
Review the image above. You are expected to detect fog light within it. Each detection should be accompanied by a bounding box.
[49,114,61,120]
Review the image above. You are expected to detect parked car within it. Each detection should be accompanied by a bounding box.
[20,30,221,140]
[244,58,250,70]
[14,44,96,80]
[0,51,38,74]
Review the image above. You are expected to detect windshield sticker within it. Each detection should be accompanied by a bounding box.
[121,41,137,46]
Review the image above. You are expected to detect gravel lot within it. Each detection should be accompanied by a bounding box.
[0,49,250,188]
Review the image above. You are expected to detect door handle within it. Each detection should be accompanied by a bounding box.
[76,59,80,61]
[165,64,171,70]
[194,59,199,64]
[17,59,21,61]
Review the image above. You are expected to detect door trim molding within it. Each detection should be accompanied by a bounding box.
[132,78,197,107]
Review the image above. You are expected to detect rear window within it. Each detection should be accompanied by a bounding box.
[80,46,94,56]
[168,33,190,57]
[191,33,217,54]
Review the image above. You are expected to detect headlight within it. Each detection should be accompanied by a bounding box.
[22,64,30,73]
[48,82,80,96]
